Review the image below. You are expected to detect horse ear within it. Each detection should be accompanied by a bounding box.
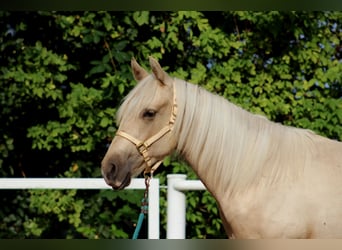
[131,57,148,81]
[149,56,172,86]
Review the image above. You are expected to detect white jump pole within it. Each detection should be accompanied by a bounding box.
[173,179,206,191]
[0,178,160,239]
[166,174,187,239]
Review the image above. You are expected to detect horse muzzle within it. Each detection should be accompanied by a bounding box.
[101,159,132,190]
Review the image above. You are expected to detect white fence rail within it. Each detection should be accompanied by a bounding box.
[0,175,206,239]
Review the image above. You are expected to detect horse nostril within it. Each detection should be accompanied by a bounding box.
[106,163,117,181]
[102,159,117,181]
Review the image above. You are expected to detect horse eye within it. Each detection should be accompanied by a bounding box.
[143,109,157,119]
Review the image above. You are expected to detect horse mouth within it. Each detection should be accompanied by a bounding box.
[112,173,131,190]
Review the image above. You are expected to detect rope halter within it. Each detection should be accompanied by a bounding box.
[116,80,177,176]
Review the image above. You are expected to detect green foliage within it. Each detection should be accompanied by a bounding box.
[4,167,143,239]
[0,11,341,239]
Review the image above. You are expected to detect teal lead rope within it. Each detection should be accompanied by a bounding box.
[132,176,150,239]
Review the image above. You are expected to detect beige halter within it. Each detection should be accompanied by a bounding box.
[116,81,177,176]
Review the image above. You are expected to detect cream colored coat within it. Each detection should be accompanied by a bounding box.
[101,57,342,238]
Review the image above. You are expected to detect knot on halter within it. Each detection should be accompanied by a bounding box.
[116,81,177,176]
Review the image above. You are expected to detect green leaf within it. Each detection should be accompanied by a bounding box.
[133,11,149,26]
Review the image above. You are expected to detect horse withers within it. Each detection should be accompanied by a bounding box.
[101,57,342,238]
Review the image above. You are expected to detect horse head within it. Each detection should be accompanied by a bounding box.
[101,57,177,189]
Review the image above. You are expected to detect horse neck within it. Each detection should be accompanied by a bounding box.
[173,79,311,198]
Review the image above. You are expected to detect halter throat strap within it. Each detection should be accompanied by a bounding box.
[116,80,177,176]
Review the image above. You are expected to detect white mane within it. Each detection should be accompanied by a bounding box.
[172,78,316,195]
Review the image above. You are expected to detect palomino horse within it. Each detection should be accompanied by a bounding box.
[102,57,342,238]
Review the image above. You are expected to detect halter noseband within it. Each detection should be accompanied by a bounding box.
[115,80,177,176]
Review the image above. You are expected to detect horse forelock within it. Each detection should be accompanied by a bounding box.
[173,78,316,196]
[116,75,157,125]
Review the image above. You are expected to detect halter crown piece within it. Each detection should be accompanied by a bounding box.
[116,80,177,177]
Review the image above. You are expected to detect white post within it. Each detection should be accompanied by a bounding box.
[167,174,187,239]
[148,178,160,239]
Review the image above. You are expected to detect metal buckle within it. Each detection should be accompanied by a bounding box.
[137,142,148,155]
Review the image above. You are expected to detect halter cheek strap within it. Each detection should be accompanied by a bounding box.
[116,81,177,176]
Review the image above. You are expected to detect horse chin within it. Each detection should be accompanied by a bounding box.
[112,172,132,190]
